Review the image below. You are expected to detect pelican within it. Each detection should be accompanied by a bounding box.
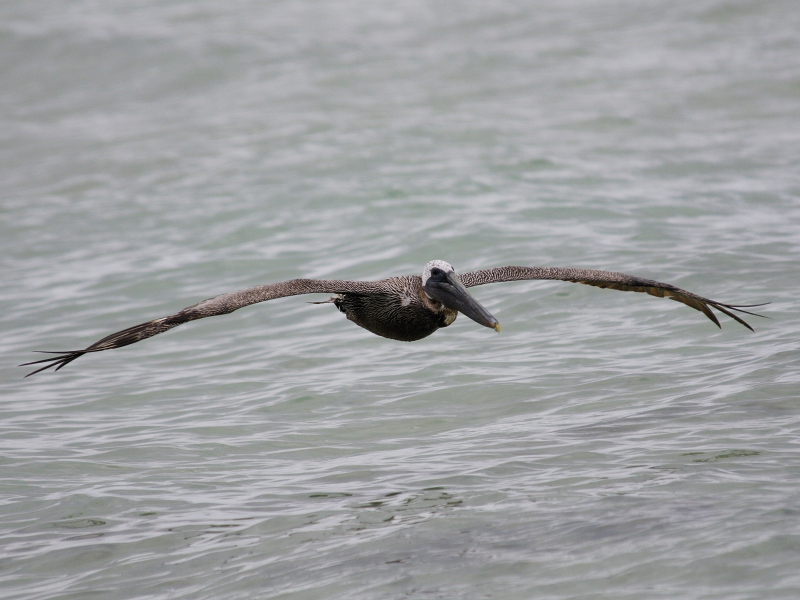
[22,260,766,376]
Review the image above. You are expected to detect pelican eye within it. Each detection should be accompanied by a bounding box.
[430,268,443,277]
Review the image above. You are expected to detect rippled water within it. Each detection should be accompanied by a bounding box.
[2,1,799,598]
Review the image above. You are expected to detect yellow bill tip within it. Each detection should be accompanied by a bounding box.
[494,323,501,332]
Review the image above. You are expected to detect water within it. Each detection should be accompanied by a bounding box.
[2,1,799,598]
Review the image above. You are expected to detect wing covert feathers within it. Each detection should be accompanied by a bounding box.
[459,266,766,331]
[21,278,386,376]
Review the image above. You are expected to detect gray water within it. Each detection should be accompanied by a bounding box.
[2,1,799,598]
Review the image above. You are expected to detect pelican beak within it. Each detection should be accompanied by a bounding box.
[424,272,501,332]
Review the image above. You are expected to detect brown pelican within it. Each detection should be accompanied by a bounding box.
[22,260,765,376]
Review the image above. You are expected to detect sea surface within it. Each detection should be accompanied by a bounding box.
[1,1,799,598]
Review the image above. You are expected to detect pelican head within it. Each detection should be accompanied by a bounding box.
[422,260,501,332]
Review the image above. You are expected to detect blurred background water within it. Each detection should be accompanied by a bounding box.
[1,1,799,598]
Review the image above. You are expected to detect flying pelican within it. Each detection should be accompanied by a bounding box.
[21,260,765,376]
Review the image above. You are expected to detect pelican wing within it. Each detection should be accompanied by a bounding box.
[22,278,386,376]
[459,266,766,331]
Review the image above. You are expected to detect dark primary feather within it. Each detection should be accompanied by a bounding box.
[459,266,767,330]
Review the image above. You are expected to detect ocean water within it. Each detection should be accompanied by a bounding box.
[1,1,799,598]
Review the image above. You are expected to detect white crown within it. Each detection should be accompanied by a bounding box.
[422,260,454,285]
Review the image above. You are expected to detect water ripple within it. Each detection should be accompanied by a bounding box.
[2,0,800,598]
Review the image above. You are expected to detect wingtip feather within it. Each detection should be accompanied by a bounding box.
[20,351,86,377]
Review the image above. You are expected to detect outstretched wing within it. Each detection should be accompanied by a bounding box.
[459,266,766,331]
[21,278,387,376]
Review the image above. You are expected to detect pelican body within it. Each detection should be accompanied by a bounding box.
[328,281,457,342]
[327,261,498,342]
[22,260,764,376]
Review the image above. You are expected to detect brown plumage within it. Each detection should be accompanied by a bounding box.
[21,260,766,376]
